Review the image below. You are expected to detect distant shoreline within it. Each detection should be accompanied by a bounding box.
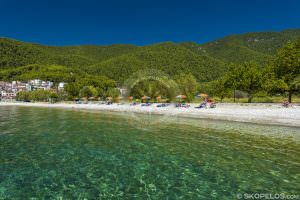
[1,102,300,127]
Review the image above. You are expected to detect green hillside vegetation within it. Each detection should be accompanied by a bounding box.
[87,42,226,82]
[0,64,80,82]
[1,29,300,82]
[1,29,300,102]
[0,38,227,83]
[183,29,300,64]
[210,38,300,103]
[43,44,138,62]
[0,38,138,69]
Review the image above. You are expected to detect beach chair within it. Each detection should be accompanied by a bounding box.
[195,102,207,109]
[176,103,182,108]
[209,102,216,108]
[106,101,113,105]
[182,104,190,108]
[157,103,169,107]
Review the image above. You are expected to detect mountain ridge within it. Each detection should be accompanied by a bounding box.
[1,28,300,83]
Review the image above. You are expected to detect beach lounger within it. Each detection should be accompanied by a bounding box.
[182,104,190,108]
[176,103,190,108]
[175,103,182,107]
[209,103,216,108]
[141,103,151,106]
[195,102,207,108]
[157,103,169,107]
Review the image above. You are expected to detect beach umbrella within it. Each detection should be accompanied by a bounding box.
[128,96,133,103]
[141,95,151,100]
[156,96,161,102]
[197,93,208,98]
[176,95,187,99]
[107,96,113,100]
[115,96,122,103]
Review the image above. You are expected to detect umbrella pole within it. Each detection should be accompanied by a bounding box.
[233,90,236,103]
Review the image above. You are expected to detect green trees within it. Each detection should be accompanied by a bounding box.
[49,92,59,103]
[213,78,232,102]
[271,38,300,103]
[16,90,59,102]
[237,62,263,103]
[0,38,228,83]
[129,79,177,101]
[3,34,300,103]
[105,88,120,99]
[221,62,263,103]
[63,75,116,99]
[175,73,199,102]
[16,91,30,102]
[79,86,98,99]
[209,38,300,103]
[64,83,81,98]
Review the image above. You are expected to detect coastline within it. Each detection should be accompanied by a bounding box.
[1,102,300,127]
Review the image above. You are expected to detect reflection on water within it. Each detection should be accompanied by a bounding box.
[0,106,299,199]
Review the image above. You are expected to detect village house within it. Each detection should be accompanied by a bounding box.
[58,82,65,90]
[1,91,17,99]
[29,79,53,90]
[0,79,59,100]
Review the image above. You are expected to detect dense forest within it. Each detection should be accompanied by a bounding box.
[1,29,300,102]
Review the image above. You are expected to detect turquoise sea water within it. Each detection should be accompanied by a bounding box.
[0,106,299,199]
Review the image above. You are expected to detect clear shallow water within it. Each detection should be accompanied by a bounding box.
[0,106,299,199]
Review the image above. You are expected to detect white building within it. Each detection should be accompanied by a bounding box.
[118,87,128,97]
[58,82,65,90]
[31,79,42,85]
[29,79,53,90]
[26,83,32,91]
[1,91,16,98]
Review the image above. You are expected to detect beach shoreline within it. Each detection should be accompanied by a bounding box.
[1,102,300,127]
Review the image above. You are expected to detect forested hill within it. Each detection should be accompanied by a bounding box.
[182,29,300,64]
[1,28,300,83]
[0,38,139,68]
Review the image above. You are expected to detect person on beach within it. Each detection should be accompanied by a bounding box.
[195,98,208,108]
[282,100,290,108]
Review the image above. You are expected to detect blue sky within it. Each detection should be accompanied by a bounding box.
[0,0,299,46]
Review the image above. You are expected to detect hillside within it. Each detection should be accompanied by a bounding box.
[182,29,300,64]
[1,28,300,83]
[86,42,226,82]
[0,39,226,82]
[0,38,138,68]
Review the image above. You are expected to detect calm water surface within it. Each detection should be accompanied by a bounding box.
[0,106,299,199]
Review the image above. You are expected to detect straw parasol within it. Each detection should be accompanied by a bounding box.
[142,95,151,101]
[141,95,150,100]
[128,96,134,103]
[176,94,187,99]
[197,93,208,98]
[107,96,113,101]
[115,96,122,103]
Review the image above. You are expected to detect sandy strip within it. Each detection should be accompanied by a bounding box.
[1,102,300,127]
